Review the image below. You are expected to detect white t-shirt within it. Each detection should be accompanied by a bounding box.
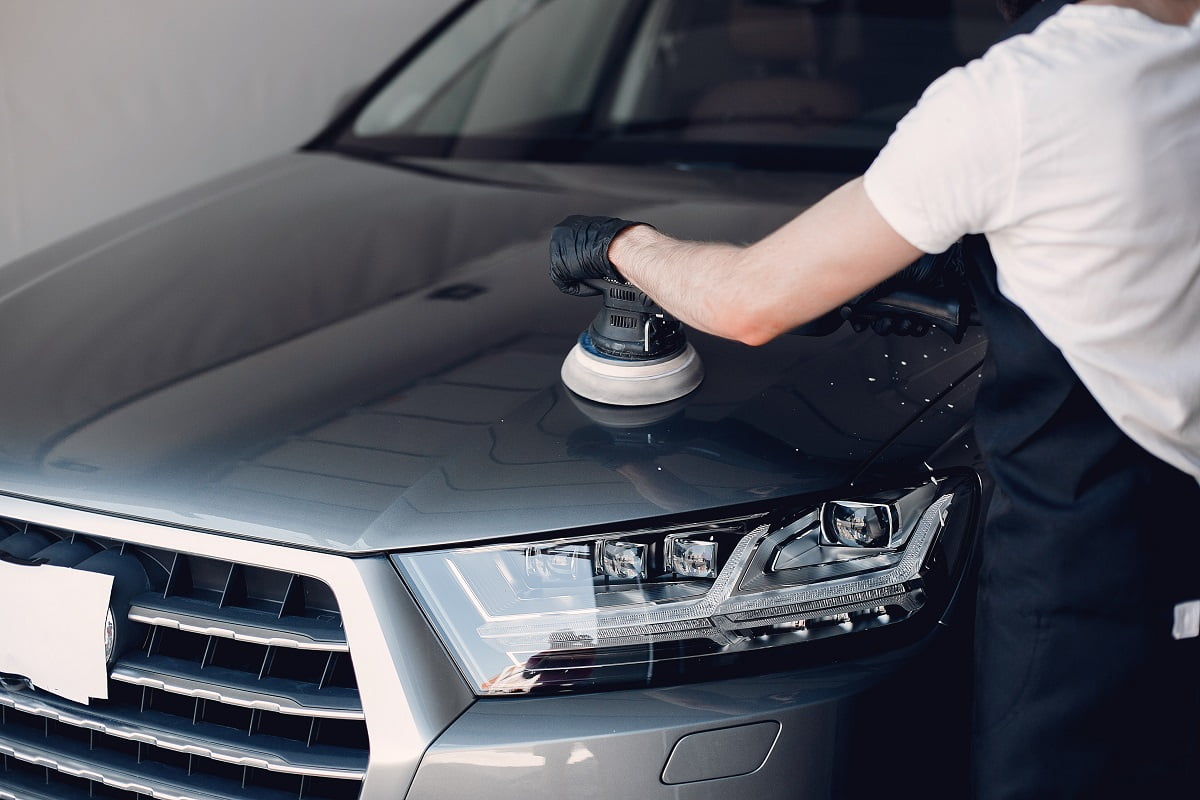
[864,4,1200,479]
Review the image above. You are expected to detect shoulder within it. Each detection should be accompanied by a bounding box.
[888,49,1021,160]
[862,47,1023,253]
[989,4,1181,87]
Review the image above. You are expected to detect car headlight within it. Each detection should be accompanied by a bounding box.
[393,475,976,695]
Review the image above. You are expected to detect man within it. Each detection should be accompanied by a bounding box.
[550,1,1200,797]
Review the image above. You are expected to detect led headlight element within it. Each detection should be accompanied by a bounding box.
[822,501,896,548]
[525,543,589,583]
[394,479,974,695]
[596,540,647,580]
[667,536,717,578]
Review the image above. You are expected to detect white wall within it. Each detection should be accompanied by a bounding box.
[0,0,454,266]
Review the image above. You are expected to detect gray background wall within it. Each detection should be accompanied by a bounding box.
[0,0,453,266]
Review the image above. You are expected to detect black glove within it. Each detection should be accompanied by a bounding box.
[845,242,974,340]
[789,242,975,340]
[549,215,647,297]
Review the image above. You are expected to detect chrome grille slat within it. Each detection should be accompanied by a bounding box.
[0,773,65,800]
[0,687,366,780]
[130,595,349,652]
[0,520,367,800]
[112,654,364,720]
[0,730,298,800]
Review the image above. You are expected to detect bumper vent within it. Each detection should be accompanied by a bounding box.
[0,519,366,800]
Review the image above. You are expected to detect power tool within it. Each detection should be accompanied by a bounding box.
[560,279,704,406]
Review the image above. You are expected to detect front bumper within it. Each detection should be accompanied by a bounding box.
[409,626,972,799]
[0,491,974,800]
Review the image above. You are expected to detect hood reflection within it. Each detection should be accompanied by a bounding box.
[566,394,808,512]
[0,154,985,552]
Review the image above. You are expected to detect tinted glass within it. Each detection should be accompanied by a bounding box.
[340,0,1004,170]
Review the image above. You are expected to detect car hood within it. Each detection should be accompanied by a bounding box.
[0,153,985,553]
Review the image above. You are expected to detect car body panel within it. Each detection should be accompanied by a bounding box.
[0,153,985,553]
[1,3,1002,798]
[406,635,971,799]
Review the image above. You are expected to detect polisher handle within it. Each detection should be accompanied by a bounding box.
[580,280,686,360]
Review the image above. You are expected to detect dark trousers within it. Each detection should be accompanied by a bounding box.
[962,235,1200,798]
[973,437,1200,797]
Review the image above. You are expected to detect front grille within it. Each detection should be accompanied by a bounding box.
[0,518,367,800]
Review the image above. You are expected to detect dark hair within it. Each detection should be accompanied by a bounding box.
[996,0,1042,22]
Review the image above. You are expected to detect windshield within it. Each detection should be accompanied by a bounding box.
[334,0,1004,171]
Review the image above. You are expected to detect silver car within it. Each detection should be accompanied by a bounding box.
[0,1,1002,798]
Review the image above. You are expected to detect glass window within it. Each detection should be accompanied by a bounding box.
[341,0,1005,170]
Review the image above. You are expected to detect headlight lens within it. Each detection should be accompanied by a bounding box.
[394,477,974,695]
[821,500,897,548]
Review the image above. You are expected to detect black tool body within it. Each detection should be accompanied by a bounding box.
[581,279,687,361]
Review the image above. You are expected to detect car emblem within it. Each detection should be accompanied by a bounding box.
[0,556,114,705]
[105,608,117,662]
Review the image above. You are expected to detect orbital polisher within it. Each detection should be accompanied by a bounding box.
[549,214,971,407]
[560,279,704,406]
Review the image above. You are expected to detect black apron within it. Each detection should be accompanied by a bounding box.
[961,234,1199,798]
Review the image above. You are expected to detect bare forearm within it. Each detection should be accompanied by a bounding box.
[609,227,755,341]
[609,177,923,346]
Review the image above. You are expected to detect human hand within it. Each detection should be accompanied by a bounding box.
[845,244,973,340]
[549,215,647,296]
[791,244,974,340]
